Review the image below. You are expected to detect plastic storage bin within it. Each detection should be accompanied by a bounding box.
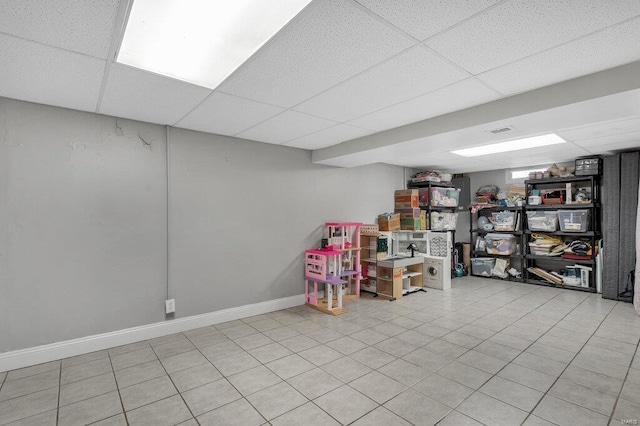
[472,258,495,277]
[527,211,559,232]
[429,212,458,231]
[484,234,517,255]
[558,209,590,232]
[490,211,516,231]
[429,187,461,207]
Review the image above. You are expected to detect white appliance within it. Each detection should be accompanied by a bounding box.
[423,231,452,290]
[423,256,451,290]
[388,230,453,290]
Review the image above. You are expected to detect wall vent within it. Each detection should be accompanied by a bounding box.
[489,126,515,134]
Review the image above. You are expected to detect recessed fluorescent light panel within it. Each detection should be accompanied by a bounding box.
[451,134,567,157]
[117,0,312,88]
[510,167,546,179]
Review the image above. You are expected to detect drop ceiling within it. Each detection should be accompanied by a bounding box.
[1,0,639,173]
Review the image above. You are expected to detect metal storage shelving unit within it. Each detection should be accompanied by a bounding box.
[469,205,525,282]
[523,176,600,292]
[406,180,459,265]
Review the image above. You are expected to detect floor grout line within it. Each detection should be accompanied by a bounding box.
[2,279,640,425]
[56,360,62,426]
[518,292,617,424]
[607,331,640,425]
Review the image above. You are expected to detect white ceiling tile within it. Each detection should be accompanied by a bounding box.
[0,34,105,112]
[385,151,469,166]
[236,110,337,145]
[478,18,640,95]
[427,0,640,74]
[557,116,640,142]
[99,64,212,125]
[347,78,501,131]
[0,0,119,59]
[284,124,374,150]
[385,153,502,173]
[356,0,499,40]
[294,45,470,121]
[483,146,592,169]
[218,0,415,108]
[175,92,284,137]
[568,129,640,148]
[579,138,640,155]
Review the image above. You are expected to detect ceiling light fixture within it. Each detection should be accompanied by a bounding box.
[451,134,567,157]
[510,168,546,179]
[117,0,312,89]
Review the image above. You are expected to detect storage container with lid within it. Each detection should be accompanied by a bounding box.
[484,234,517,255]
[471,258,495,277]
[490,211,516,231]
[527,211,559,232]
[558,210,590,232]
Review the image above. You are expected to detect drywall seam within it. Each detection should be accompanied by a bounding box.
[0,294,304,373]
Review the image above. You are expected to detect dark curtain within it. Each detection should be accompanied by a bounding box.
[602,151,639,301]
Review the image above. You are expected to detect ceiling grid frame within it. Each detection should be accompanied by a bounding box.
[0,0,638,172]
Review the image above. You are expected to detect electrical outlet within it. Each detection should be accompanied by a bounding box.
[165,299,175,314]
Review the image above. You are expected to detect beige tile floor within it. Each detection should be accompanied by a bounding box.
[1,276,639,425]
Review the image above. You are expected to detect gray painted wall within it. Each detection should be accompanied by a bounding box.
[0,97,405,353]
[0,98,168,352]
[168,128,404,317]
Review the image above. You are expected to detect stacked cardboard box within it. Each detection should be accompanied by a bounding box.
[378,213,400,231]
[394,190,426,230]
[394,189,419,209]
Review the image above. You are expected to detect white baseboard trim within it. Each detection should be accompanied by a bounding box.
[0,294,305,373]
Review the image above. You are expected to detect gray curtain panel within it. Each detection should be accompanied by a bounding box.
[602,154,620,300]
[602,151,640,301]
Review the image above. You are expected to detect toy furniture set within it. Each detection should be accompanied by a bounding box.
[304,222,362,315]
[304,221,455,314]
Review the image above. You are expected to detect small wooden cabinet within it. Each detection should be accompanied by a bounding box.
[376,256,424,300]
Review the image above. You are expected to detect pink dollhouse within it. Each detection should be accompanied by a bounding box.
[304,222,362,315]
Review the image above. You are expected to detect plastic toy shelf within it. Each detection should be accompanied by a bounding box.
[304,274,348,316]
[311,275,347,285]
[304,222,364,316]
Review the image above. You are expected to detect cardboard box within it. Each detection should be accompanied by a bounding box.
[400,218,421,231]
[394,208,421,218]
[396,209,427,230]
[394,189,419,209]
[378,213,400,231]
